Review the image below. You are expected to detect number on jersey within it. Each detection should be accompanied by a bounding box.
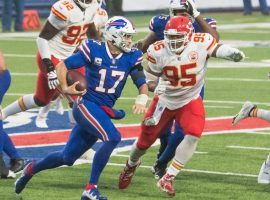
[96,69,125,93]
[164,63,197,87]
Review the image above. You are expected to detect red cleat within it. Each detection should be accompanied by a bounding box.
[157,174,176,196]
[118,160,140,189]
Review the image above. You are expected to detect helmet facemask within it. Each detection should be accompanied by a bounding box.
[164,30,189,53]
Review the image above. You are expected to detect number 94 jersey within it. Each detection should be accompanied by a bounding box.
[147,33,217,110]
[47,0,100,59]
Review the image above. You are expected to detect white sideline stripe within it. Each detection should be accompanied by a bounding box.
[206,78,270,82]
[246,131,270,135]
[11,72,37,76]
[4,54,35,58]
[227,145,270,151]
[4,94,270,106]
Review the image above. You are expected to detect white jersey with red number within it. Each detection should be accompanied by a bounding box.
[147,33,217,110]
[47,0,100,59]
[93,7,108,31]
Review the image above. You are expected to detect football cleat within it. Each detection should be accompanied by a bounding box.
[157,174,176,196]
[10,158,24,173]
[258,161,270,184]
[81,185,107,200]
[0,155,16,179]
[118,160,140,189]
[15,161,35,194]
[232,101,256,125]
[35,116,48,128]
[151,160,167,180]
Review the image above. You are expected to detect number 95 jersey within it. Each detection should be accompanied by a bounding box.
[146,33,217,110]
[47,0,100,59]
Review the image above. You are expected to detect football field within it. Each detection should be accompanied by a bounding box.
[1,12,270,200]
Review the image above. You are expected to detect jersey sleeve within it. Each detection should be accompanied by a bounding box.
[192,18,217,33]
[93,8,108,30]
[149,15,169,40]
[195,33,217,55]
[146,44,163,74]
[64,51,89,70]
[77,39,93,63]
[48,1,69,30]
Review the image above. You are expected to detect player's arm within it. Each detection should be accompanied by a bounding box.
[134,31,158,53]
[87,23,101,40]
[186,0,219,41]
[130,54,149,114]
[210,43,245,62]
[37,5,68,90]
[56,52,88,96]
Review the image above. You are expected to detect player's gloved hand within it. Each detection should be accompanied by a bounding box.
[186,0,200,18]
[154,80,171,95]
[133,94,148,114]
[229,49,245,62]
[43,58,59,90]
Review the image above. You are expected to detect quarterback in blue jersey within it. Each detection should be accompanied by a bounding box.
[0,51,24,178]
[15,16,148,200]
[135,0,219,179]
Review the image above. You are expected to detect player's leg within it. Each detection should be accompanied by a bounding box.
[15,124,96,194]
[73,98,120,200]
[153,122,185,179]
[2,131,24,173]
[158,97,205,196]
[2,53,60,119]
[231,101,270,125]
[119,96,173,189]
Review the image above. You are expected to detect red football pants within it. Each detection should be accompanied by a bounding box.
[137,96,205,150]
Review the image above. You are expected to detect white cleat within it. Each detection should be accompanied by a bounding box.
[232,101,256,125]
[258,161,270,184]
[35,116,48,128]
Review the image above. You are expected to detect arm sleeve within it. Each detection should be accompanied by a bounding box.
[130,64,146,89]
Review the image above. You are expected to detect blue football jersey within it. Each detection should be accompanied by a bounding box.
[149,14,217,40]
[64,40,144,108]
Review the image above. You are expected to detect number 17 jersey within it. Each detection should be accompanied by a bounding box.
[147,33,217,110]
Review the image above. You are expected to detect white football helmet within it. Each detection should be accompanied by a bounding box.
[169,0,189,16]
[75,0,101,9]
[104,16,136,53]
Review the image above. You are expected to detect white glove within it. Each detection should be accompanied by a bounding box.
[229,49,245,62]
[47,70,59,90]
[186,0,200,18]
[154,80,171,95]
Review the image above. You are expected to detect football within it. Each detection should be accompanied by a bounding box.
[66,70,87,91]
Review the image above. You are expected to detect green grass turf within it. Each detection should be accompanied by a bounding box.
[1,11,270,199]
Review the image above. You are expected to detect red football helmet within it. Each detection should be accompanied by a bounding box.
[164,16,193,53]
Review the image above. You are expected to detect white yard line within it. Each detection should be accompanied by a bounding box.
[227,145,270,151]
[97,162,257,178]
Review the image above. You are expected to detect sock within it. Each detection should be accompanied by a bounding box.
[90,140,118,184]
[37,103,52,118]
[31,151,64,174]
[2,94,37,119]
[166,135,199,177]
[0,69,11,104]
[128,142,146,167]
[3,131,21,159]
[266,154,270,165]
[159,127,184,164]
[255,108,270,123]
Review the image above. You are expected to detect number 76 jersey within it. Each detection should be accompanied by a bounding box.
[146,33,217,110]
